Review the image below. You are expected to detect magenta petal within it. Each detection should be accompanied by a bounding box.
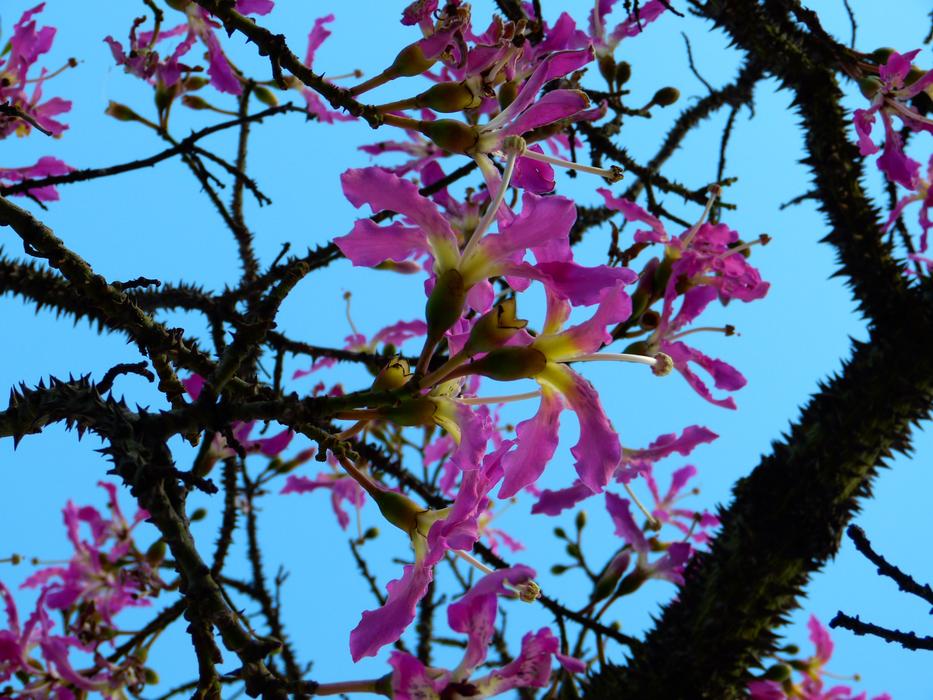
[531,481,594,515]
[235,0,274,14]
[350,561,434,661]
[609,0,668,42]
[495,49,593,126]
[667,285,718,332]
[853,108,880,156]
[334,219,429,267]
[372,319,428,347]
[341,168,458,250]
[499,389,563,498]
[605,491,648,553]
[747,680,787,700]
[390,651,446,700]
[807,615,834,663]
[879,50,916,85]
[482,193,575,261]
[663,340,746,409]
[597,187,668,242]
[506,89,590,136]
[514,150,556,193]
[257,429,293,456]
[203,31,241,95]
[449,403,492,472]
[483,629,560,693]
[533,261,637,308]
[562,369,620,493]
[556,652,587,674]
[650,541,691,584]
[304,14,334,66]
[627,425,718,463]
[877,114,920,189]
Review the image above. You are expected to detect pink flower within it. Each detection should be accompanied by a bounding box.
[281,453,367,532]
[104,15,196,88]
[645,465,720,545]
[349,442,513,660]
[854,50,933,189]
[299,15,356,124]
[0,156,72,202]
[589,0,671,58]
[389,566,582,699]
[605,491,692,585]
[21,483,161,625]
[885,153,932,254]
[0,4,72,140]
[182,374,293,461]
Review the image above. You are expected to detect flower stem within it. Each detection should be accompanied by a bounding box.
[521,149,623,182]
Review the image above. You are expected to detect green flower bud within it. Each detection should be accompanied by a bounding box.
[598,54,617,86]
[105,101,145,123]
[460,346,547,381]
[565,542,581,558]
[554,526,568,539]
[651,87,680,107]
[190,508,208,522]
[615,568,648,596]
[498,80,519,110]
[155,83,178,115]
[575,510,587,530]
[145,540,166,567]
[182,95,211,111]
[416,81,483,113]
[165,0,190,10]
[858,76,883,99]
[762,663,792,682]
[418,119,479,155]
[144,668,160,685]
[871,47,896,63]
[551,564,570,575]
[615,61,632,87]
[462,298,528,356]
[425,269,467,340]
[363,527,380,540]
[253,85,279,107]
[183,76,210,92]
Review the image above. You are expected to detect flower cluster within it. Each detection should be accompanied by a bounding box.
[1,483,162,698]
[0,4,73,201]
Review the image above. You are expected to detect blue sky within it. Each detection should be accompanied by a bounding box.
[1,0,932,697]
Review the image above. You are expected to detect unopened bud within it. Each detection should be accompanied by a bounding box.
[462,298,528,356]
[145,540,166,566]
[182,95,211,110]
[416,81,483,112]
[105,101,145,123]
[155,83,178,115]
[858,76,883,99]
[144,668,160,685]
[762,663,792,682]
[551,564,570,575]
[254,85,279,107]
[190,508,208,522]
[615,61,632,86]
[565,542,581,558]
[9,554,22,565]
[184,76,210,92]
[425,269,467,340]
[363,527,380,540]
[165,0,190,9]
[418,118,479,154]
[639,309,661,330]
[616,568,648,596]
[459,346,547,381]
[598,54,616,86]
[575,510,587,530]
[498,80,519,110]
[651,87,680,107]
[554,526,568,539]
[591,551,631,604]
[870,47,896,64]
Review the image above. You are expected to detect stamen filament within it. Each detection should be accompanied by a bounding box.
[667,325,736,341]
[622,481,660,530]
[461,148,520,261]
[454,548,494,575]
[572,352,659,367]
[328,70,364,81]
[420,350,469,389]
[680,186,720,248]
[521,149,623,182]
[716,234,771,260]
[456,390,541,405]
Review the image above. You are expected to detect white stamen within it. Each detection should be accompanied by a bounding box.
[460,145,521,260]
[680,186,721,249]
[456,390,542,406]
[572,352,658,367]
[622,481,660,530]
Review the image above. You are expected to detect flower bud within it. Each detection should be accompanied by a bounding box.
[190,508,208,522]
[182,95,211,110]
[498,80,519,110]
[575,510,587,530]
[870,47,896,63]
[416,81,483,112]
[590,551,631,604]
[615,568,648,596]
[144,668,160,685]
[554,526,568,539]
[155,83,178,115]
[105,101,145,123]
[425,269,467,340]
[615,61,632,87]
[858,76,882,99]
[145,540,166,567]
[459,347,547,381]
[762,663,792,682]
[418,119,479,154]
[254,85,279,107]
[373,357,413,391]
[387,42,436,79]
[462,298,528,356]
[363,527,380,540]
[598,54,616,86]
[651,87,680,107]
[551,564,570,575]
[184,76,210,92]
[165,0,189,9]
